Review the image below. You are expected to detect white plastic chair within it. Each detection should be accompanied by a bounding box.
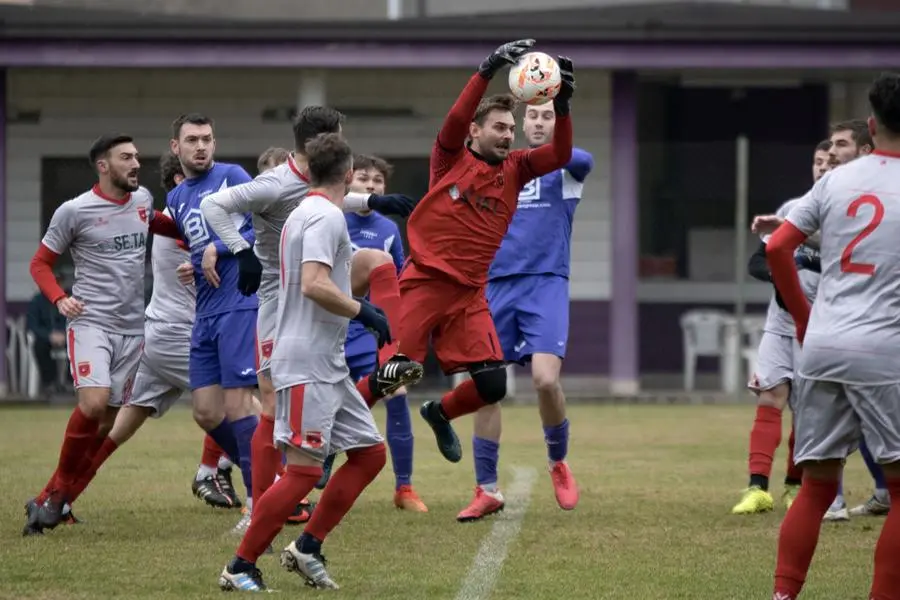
[5,317,20,395]
[741,316,767,383]
[679,309,729,391]
[25,332,44,399]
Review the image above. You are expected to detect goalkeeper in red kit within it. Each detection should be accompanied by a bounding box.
[379,39,574,473]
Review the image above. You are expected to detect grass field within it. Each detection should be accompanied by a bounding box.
[0,403,885,600]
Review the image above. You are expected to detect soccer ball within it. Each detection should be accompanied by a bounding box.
[508,52,562,105]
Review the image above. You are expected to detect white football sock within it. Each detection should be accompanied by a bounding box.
[196,464,217,481]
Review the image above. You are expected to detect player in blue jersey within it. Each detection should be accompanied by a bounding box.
[339,154,426,512]
[457,99,593,522]
[165,113,260,534]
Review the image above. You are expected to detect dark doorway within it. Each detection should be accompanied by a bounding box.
[638,81,829,278]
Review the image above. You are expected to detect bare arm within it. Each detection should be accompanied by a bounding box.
[300,261,361,319]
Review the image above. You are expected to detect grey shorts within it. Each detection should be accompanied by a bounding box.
[792,375,900,465]
[256,295,276,377]
[127,320,191,418]
[749,332,800,392]
[274,376,383,461]
[66,324,143,407]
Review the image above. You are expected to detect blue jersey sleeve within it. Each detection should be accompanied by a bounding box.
[213,165,255,256]
[565,148,594,183]
[388,223,405,273]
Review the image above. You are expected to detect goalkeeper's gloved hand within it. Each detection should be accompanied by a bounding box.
[235,248,263,296]
[478,39,535,80]
[368,193,416,218]
[355,299,392,348]
[553,56,576,116]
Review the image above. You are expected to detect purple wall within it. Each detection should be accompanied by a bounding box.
[7,299,766,374]
[564,300,767,374]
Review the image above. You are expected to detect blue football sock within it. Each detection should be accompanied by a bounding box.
[860,439,887,490]
[385,395,413,489]
[473,436,499,487]
[231,415,259,500]
[207,418,240,468]
[543,419,570,463]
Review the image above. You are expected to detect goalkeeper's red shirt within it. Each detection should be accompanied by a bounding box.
[406,73,573,288]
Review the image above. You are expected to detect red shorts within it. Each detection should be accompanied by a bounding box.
[398,262,502,374]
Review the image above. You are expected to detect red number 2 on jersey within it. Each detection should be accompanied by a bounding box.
[840,194,885,276]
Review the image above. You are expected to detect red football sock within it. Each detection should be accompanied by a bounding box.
[773,475,840,599]
[251,414,280,502]
[870,477,900,600]
[202,434,224,468]
[304,444,386,542]
[69,437,119,504]
[36,432,104,505]
[356,376,378,409]
[53,406,101,498]
[785,423,803,482]
[236,464,321,564]
[749,405,783,479]
[440,379,487,420]
[368,263,402,363]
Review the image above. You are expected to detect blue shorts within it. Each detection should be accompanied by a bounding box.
[346,351,377,383]
[190,309,259,390]
[486,274,570,363]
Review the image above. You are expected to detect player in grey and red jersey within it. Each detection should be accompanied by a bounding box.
[219,133,393,592]
[200,106,419,513]
[732,139,832,517]
[23,134,182,535]
[766,72,900,600]
[25,153,230,515]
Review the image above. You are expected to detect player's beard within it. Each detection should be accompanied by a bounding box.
[491,140,511,161]
[183,152,212,177]
[112,170,140,193]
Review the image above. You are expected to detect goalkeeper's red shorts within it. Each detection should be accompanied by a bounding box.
[397,261,502,375]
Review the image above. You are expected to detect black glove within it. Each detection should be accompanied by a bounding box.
[478,39,535,80]
[795,253,821,273]
[355,299,391,348]
[553,56,575,116]
[368,193,416,218]
[235,248,262,296]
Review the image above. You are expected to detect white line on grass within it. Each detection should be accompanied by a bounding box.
[455,466,538,600]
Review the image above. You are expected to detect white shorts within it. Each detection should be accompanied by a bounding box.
[127,320,191,418]
[274,377,383,461]
[749,333,800,392]
[66,324,143,407]
[256,295,276,376]
[792,375,900,464]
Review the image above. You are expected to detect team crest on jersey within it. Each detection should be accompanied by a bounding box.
[259,340,273,359]
[77,361,92,378]
[137,207,148,222]
[303,431,324,450]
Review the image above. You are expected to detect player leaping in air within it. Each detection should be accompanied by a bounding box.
[384,40,574,478]
[200,107,421,529]
[457,99,593,521]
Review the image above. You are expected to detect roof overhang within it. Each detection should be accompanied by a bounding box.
[3,2,900,69]
[2,39,900,70]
